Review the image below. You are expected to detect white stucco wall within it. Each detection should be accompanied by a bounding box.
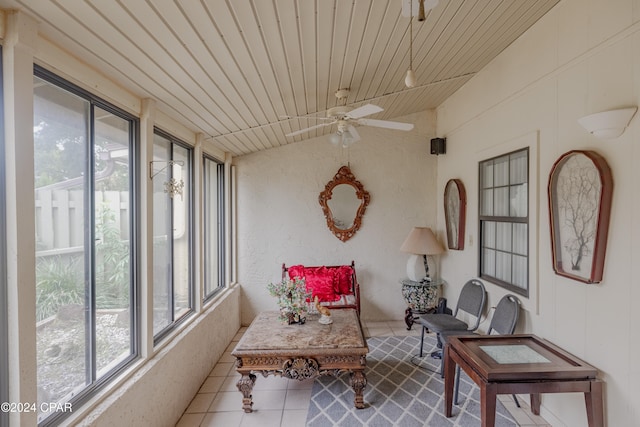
[234,111,439,324]
[436,0,640,425]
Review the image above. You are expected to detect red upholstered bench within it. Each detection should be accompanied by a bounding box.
[282,261,360,315]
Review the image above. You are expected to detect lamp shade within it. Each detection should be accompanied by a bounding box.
[400,227,444,255]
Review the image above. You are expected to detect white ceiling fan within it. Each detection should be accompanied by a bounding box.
[285,89,414,142]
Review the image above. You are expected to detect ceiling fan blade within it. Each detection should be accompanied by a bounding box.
[347,104,384,119]
[347,125,361,142]
[357,118,414,131]
[280,115,334,121]
[285,122,332,137]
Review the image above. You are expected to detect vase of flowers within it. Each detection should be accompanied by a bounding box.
[267,278,311,324]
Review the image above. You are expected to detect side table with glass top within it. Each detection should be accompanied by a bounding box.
[401,278,443,330]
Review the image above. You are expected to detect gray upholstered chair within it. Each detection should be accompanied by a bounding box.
[441,294,521,405]
[417,279,487,359]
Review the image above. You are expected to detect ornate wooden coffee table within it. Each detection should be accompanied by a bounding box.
[231,309,368,413]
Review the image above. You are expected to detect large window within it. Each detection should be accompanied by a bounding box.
[152,130,193,341]
[479,148,529,296]
[34,68,138,424]
[203,156,225,301]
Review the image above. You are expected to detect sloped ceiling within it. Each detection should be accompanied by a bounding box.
[0,0,559,156]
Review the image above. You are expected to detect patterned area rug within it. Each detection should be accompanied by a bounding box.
[306,335,517,427]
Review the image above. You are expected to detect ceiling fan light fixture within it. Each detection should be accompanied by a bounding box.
[289,88,414,138]
[328,131,354,147]
[329,132,342,146]
[342,140,355,148]
[342,130,355,147]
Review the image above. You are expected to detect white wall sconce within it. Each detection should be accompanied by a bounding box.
[577,107,637,140]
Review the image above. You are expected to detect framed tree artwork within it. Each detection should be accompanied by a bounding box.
[444,179,466,250]
[548,150,613,283]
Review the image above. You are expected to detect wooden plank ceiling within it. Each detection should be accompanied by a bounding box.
[1,0,559,156]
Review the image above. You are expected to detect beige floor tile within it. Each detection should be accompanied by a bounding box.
[497,394,511,403]
[387,320,408,330]
[366,326,394,337]
[175,412,205,427]
[209,361,235,377]
[219,350,236,363]
[253,376,289,391]
[200,411,244,427]
[518,404,551,425]
[209,391,244,412]
[199,376,225,393]
[185,393,216,413]
[250,390,287,411]
[280,409,308,427]
[240,409,283,427]
[363,321,390,329]
[503,401,536,425]
[528,415,553,425]
[284,388,312,410]
[221,375,241,392]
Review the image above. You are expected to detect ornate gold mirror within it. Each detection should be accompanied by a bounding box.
[319,166,370,242]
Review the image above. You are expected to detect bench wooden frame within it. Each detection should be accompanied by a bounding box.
[282,261,361,315]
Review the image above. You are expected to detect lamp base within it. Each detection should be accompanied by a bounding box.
[406,254,424,282]
[406,254,433,282]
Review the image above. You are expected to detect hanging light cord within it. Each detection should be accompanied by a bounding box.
[409,0,413,72]
[405,0,417,88]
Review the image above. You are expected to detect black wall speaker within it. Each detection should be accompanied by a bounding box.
[430,137,446,155]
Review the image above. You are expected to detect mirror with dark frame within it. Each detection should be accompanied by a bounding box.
[319,165,370,242]
[444,178,466,250]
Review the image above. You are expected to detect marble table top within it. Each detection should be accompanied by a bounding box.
[233,309,366,352]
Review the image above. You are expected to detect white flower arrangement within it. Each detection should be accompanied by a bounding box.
[267,278,311,324]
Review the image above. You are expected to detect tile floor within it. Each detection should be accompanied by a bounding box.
[176,320,552,427]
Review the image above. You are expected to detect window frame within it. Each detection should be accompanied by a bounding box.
[230,165,236,284]
[0,46,8,427]
[34,66,140,426]
[478,147,530,297]
[203,155,225,302]
[152,128,195,344]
